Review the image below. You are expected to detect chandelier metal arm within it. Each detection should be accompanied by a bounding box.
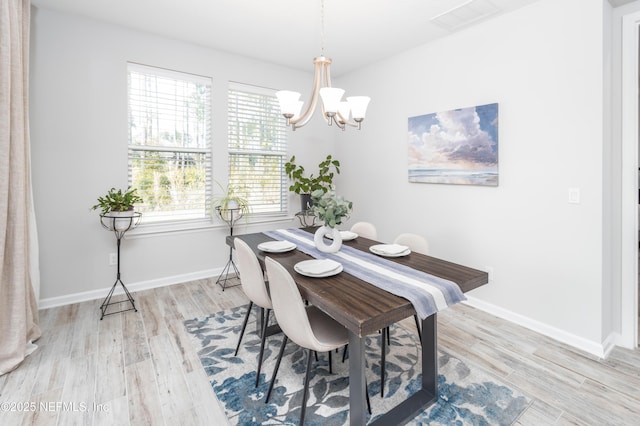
[290,57,331,129]
[336,112,360,129]
[327,114,346,130]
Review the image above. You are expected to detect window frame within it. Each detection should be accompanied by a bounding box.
[227,81,289,218]
[127,62,213,231]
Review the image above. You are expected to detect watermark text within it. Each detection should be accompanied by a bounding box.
[0,401,110,413]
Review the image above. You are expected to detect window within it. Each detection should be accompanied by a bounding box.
[228,83,288,215]
[127,63,212,224]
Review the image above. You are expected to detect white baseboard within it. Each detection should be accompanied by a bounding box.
[603,332,622,358]
[463,296,609,359]
[38,268,223,310]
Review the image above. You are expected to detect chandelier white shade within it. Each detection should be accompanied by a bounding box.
[276,57,370,131]
[276,2,370,131]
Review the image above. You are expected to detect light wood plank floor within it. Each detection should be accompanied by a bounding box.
[1,278,639,425]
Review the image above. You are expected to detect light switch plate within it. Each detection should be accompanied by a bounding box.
[568,188,580,204]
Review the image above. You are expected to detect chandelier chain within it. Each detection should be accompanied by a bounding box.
[320,0,325,56]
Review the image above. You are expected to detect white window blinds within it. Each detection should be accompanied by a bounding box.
[228,83,288,215]
[127,63,212,223]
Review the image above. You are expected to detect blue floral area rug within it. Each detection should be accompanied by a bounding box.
[185,305,530,425]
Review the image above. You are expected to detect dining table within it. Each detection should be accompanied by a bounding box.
[229,228,488,426]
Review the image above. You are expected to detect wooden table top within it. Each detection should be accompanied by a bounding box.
[230,230,488,337]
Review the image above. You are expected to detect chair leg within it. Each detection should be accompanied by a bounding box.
[366,378,371,415]
[328,350,333,374]
[234,301,253,356]
[413,314,422,343]
[255,308,270,387]
[342,345,348,362]
[300,348,314,426]
[265,335,288,403]
[381,327,386,398]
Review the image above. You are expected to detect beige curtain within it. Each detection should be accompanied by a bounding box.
[0,0,41,376]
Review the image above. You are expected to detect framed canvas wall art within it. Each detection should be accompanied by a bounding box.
[408,103,499,186]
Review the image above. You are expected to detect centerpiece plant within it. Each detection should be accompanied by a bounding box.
[310,187,352,253]
[310,188,352,228]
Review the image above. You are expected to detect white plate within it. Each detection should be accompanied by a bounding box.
[294,259,344,277]
[257,240,297,253]
[325,230,358,241]
[369,244,411,257]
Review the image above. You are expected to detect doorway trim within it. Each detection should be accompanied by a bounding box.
[620,9,640,348]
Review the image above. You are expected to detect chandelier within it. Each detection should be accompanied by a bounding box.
[276,0,370,131]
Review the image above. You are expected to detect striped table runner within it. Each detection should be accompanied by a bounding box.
[263,228,466,320]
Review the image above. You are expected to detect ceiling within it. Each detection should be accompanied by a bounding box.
[30,0,631,76]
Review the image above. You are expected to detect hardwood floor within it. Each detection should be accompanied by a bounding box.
[1,278,639,425]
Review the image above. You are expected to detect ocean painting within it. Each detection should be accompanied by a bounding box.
[408,103,498,186]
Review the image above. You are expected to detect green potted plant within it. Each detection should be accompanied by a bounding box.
[310,187,353,253]
[91,186,143,214]
[91,186,143,231]
[310,188,352,228]
[284,154,341,211]
[212,181,251,222]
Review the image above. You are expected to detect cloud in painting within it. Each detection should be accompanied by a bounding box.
[408,104,498,169]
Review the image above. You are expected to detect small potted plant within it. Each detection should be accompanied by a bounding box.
[285,154,341,211]
[310,187,352,253]
[92,186,143,214]
[212,181,251,222]
[91,186,143,231]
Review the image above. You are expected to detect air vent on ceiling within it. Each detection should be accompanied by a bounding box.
[430,0,500,31]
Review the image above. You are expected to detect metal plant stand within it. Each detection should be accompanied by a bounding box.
[216,206,242,290]
[99,212,142,319]
[295,210,317,227]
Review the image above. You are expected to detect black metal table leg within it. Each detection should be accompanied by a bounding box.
[348,332,367,426]
[369,313,438,425]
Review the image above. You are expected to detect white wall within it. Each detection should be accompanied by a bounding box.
[29,8,331,305]
[338,0,609,354]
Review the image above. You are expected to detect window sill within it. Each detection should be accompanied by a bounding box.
[125,214,296,239]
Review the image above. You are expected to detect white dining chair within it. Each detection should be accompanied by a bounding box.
[350,221,377,239]
[394,233,429,255]
[233,238,273,388]
[264,257,369,424]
